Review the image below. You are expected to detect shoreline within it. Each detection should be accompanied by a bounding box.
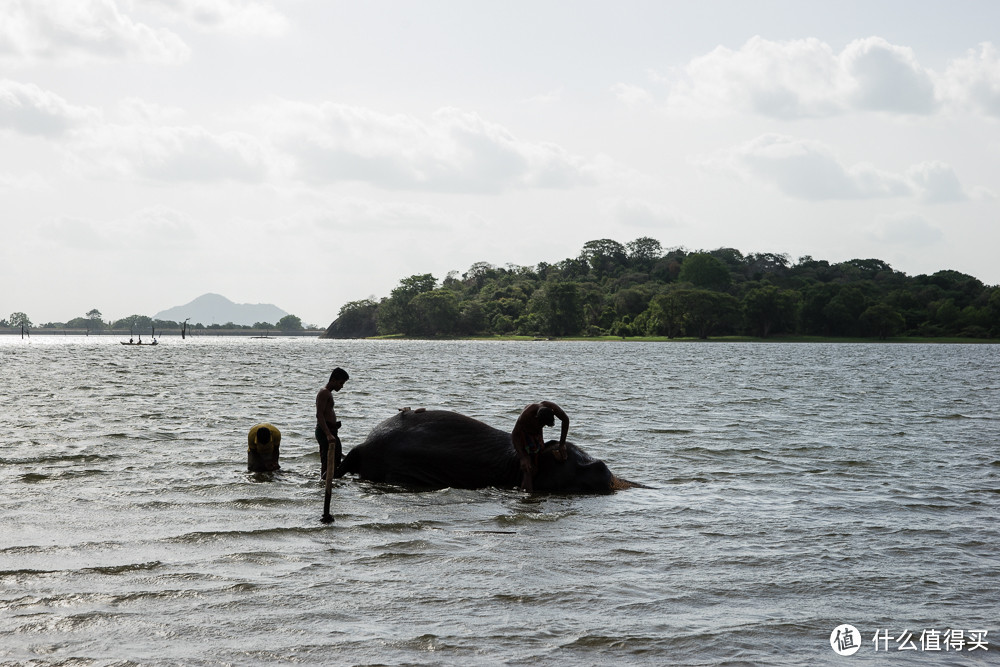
[353,334,1000,344]
[0,329,321,337]
[4,330,996,344]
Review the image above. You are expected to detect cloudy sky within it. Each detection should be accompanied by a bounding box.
[3,0,999,327]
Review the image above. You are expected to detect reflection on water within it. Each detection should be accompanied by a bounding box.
[1,337,998,665]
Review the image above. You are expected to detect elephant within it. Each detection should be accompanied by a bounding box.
[335,409,648,494]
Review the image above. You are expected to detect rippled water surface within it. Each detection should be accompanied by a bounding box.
[1,337,997,665]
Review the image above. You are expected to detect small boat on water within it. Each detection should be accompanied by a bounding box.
[121,326,158,346]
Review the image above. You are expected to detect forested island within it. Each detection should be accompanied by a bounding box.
[324,238,1000,341]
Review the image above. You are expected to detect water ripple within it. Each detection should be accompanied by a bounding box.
[1,337,998,665]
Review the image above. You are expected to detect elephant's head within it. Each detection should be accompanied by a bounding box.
[532,441,649,494]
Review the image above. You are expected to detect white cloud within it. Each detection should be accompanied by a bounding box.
[906,161,968,203]
[302,198,455,234]
[703,134,915,200]
[870,212,944,247]
[524,88,563,105]
[666,36,939,118]
[144,0,290,37]
[667,36,847,118]
[0,0,190,65]
[1,82,268,183]
[115,97,187,125]
[602,197,683,229]
[0,79,100,136]
[36,206,198,253]
[0,170,49,193]
[129,206,200,245]
[611,83,654,108]
[70,122,271,183]
[713,138,983,204]
[0,80,600,192]
[266,101,598,193]
[37,216,107,250]
[841,37,937,114]
[942,42,1000,116]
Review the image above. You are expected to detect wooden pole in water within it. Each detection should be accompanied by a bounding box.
[321,442,336,523]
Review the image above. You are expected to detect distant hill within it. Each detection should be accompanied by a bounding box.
[154,293,289,327]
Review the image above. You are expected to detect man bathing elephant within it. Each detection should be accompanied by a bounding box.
[335,408,646,494]
[512,401,569,492]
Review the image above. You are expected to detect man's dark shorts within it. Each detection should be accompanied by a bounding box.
[316,425,342,476]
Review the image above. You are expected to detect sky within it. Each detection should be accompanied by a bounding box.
[2,0,999,327]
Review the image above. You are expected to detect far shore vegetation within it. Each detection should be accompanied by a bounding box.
[371,333,997,344]
[1,310,316,336]
[7,237,999,343]
[323,237,1000,342]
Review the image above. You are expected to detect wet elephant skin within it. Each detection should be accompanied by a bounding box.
[336,409,623,494]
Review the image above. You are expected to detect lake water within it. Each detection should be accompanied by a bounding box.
[1,337,997,665]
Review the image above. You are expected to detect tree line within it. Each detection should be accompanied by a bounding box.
[3,310,308,332]
[324,238,1000,340]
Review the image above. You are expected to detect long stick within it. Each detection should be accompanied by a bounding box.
[321,441,336,523]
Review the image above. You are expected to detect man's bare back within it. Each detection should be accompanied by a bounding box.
[511,400,569,491]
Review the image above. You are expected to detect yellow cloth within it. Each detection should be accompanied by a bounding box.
[248,423,281,455]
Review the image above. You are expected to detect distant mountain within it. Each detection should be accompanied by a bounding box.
[154,293,289,327]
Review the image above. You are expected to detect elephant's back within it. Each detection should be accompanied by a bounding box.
[342,409,519,488]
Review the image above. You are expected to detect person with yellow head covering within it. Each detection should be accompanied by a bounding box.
[247,423,281,472]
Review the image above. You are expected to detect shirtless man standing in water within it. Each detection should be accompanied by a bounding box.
[511,401,569,492]
[316,367,349,479]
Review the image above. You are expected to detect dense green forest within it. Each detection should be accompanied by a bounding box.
[325,238,1000,340]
